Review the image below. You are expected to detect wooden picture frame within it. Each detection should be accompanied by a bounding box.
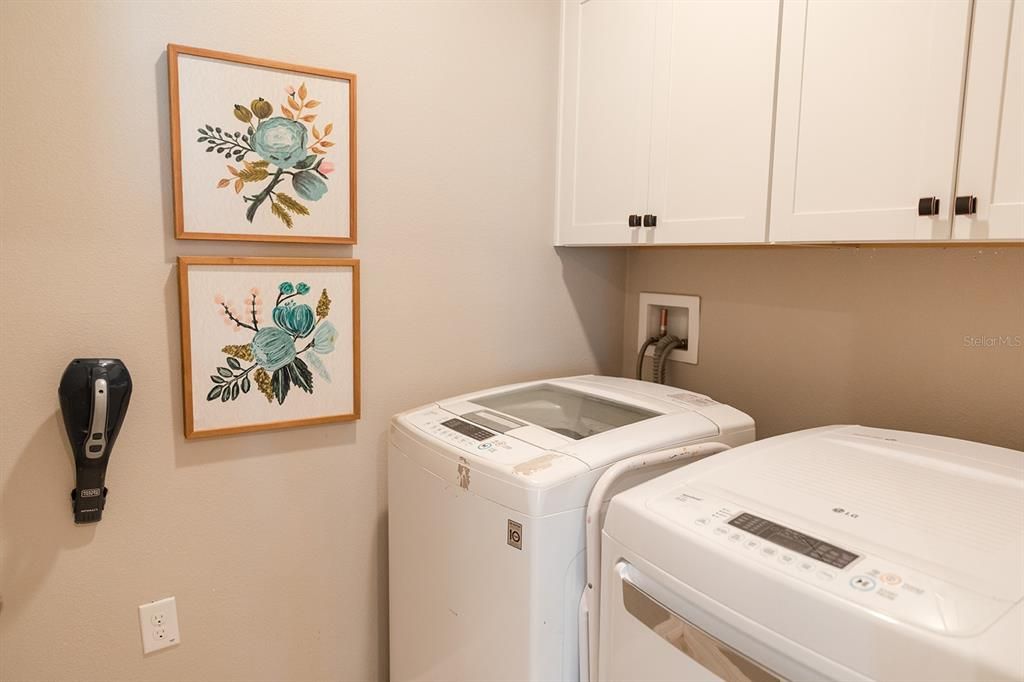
[178,256,360,438]
[168,44,357,244]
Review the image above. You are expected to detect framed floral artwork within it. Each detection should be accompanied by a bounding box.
[168,45,356,244]
[178,257,360,438]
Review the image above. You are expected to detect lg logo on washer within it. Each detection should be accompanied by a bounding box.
[832,507,860,519]
[507,520,523,550]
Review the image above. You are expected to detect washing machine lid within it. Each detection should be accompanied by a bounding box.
[391,376,755,516]
[470,383,660,441]
[437,376,745,470]
[681,426,1024,602]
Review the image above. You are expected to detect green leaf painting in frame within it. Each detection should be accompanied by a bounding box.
[168,45,357,244]
[178,257,360,438]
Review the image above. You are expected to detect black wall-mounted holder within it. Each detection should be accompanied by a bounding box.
[58,359,132,524]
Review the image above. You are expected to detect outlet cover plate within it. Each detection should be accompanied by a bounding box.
[638,292,700,365]
[138,596,180,654]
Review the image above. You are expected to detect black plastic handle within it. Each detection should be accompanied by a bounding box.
[954,195,977,216]
[918,197,940,216]
[643,214,657,228]
[628,214,641,227]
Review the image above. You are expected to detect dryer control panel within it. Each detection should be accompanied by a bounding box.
[648,487,1014,637]
[726,512,859,569]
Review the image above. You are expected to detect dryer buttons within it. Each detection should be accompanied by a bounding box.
[850,575,877,591]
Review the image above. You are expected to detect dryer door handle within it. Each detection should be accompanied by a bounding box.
[620,574,784,682]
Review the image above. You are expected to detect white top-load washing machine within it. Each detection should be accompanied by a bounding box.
[599,426,1024,682]
[388,375,755,682]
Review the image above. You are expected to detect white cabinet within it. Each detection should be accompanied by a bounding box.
[953,0,1024,241]
[648,1,779,245]
[557,0,1021,246]
[769,0,973,242]
[556,0,659,245]
[556,0,780,246]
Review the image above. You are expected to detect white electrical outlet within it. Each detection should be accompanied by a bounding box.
[138,597,180,654]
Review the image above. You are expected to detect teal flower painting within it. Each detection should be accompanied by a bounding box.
[209,282,335,405]
[197,82,337,230]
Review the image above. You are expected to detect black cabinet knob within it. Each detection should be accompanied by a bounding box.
[628,214,641,227]
[918,197,940,216]
[643,214,657,228]
[955,195,977,216]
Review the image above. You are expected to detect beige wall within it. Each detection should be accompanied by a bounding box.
[3,2,1022,681]
[623,246,1024,451]
[0,2,625,680]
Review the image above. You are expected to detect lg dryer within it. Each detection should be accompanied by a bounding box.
[599,426,1023,682]
[388,375,755,682]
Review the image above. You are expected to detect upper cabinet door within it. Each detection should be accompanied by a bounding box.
[770,0,972,242]
[556,1,659,246]
[646,0,779,245]
[953,0,1024,240]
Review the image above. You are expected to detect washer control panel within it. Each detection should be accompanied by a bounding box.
[440,417,494,442]
[406,408,542,461]
[648,487,1008,636]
